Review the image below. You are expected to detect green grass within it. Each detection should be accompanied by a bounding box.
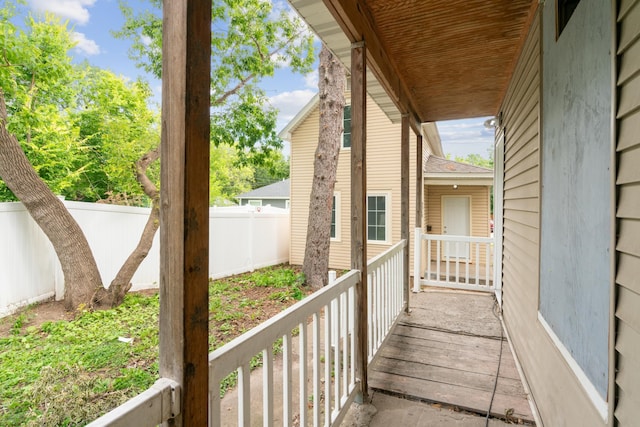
[0,264,306,426]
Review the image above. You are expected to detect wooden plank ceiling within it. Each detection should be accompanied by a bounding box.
[290,0,537,124]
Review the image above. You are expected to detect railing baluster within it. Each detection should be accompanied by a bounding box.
[367,273,373,361]
[263,346,274,427]
[475,243,480,285]
[349,286,355,389]
[313,311,321,427]
[238,363,251,426]
[283,332,293,427]
[445,241,450,283]
[209,372,221,427]
[427,237,432,286]
[341,291,348,400]
[465,246,470,284]
[299,320,308,427]
[485,242,490,287]
[333,297,340,414]
[455,241,460,282]
[324,303,332,427]
[436,240,440,283]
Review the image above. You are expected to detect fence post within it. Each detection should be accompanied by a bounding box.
[413,228,421,293]
[248,208,255,272]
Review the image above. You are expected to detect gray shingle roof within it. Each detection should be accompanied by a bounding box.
[425,156,493,174]
[236,179,290,199]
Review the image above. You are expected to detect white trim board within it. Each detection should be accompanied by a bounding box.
[537,312,608,422]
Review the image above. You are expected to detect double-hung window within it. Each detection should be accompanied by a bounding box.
[342,105,351,149]
[367,194,388,242]
[330,193,340,240]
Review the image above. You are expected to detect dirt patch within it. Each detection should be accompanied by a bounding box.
[0,298,72,337]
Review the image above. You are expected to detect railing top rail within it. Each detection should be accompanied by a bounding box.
[421,233,493,244]
[86,378,179,427]
[367,239,406,271]
[208,269,361,378]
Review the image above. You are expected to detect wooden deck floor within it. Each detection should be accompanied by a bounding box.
[369,290,534,424]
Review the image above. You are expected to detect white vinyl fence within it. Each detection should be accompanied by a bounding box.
[0,201,289,317]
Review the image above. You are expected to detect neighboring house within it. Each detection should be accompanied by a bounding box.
[236,179,290,209]
[286,0,631,425]
[281,93,492,273]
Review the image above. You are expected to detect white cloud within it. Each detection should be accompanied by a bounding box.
[436,117,495,159]
[304,71,318,89]
[141,34,153,46]
[71,32,100,55]
[29,0,96,25]
[269,89,316,130]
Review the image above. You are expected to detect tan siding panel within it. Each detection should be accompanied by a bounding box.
[618,34,640,85]
[617,286,640,334]
[617,144,640,185]
[617,2,640,423]
[617,183,640,219]
[617,252,640,295]
[617,70,640,118]
[618,0,640,52]
[617,218,640,258]
[619,0,640,22]
[617,107,640,151]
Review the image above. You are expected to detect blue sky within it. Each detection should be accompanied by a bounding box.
[21,0,493,160]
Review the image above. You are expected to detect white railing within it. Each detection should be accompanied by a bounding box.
[86,378,180,426]
[413,228,494,293]
[209,270,360,427]
[367,240,406,362]
[87,241,408,426]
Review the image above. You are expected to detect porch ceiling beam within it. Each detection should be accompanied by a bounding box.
[160,0,211,425]
[322,0,422,133]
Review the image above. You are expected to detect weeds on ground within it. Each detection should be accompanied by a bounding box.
[0,265,307,426]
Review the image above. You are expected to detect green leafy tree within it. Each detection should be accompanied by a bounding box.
[0,7,160,310]
[251,150,289,189]
[116,0,315,165]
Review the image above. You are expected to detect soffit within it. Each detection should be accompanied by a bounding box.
[290,0,537,123]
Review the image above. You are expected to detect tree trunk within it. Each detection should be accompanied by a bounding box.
[0,94,104,311]
[95,146,160,307]
[302,44,345,290]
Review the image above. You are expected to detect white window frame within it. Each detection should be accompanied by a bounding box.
[341,105,351,149]
[330,192,341,242]
[247,199,262,207]
[366,192,390,244]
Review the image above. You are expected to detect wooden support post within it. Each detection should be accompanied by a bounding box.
[351,40,368,402]
[159,1,211,425]
[415,135,423,229]
[401,115,410,314]
[412,134,423,308]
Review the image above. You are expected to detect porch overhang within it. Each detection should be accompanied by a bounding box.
[289,0,538,127]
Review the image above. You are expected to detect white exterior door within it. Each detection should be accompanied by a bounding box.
[442,196,470,258]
